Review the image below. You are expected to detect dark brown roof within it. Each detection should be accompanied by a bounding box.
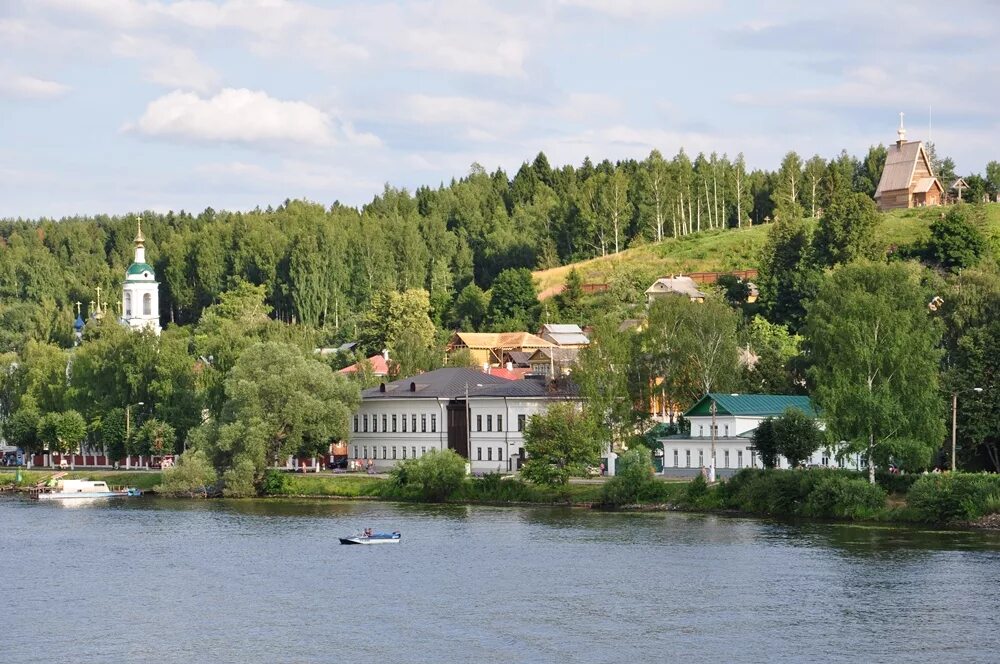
[362,368,510,399]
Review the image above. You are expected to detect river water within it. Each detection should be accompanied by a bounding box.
[2,497,999,663]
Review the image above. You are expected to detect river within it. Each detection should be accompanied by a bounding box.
[2,496,999,663]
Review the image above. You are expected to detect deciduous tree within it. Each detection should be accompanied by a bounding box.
[805,262,945,482]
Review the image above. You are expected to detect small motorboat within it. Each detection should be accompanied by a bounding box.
[35,478,142,501]
[339,531,401,545]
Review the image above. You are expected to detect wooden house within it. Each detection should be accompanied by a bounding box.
[874,114,943,211]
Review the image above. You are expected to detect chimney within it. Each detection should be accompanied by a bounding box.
[382,348,389,361]
[506,361,513,371]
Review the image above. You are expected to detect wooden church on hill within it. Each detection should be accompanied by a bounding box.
[874,113,943,211]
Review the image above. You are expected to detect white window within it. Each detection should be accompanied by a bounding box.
[685,450,691,468]
[392,447,397,460]
[673,450,678,467]
[497,447,503,461]
[363,415,368,433]
[412,415,417,432]
[402,447,407,459]
[477,447,482,461]
[142,292,151,316]
[487,415,493,432]
[392,415,397,432]
[431,414,437,433]
[353,446,358,458]
[382,414,387,432]
[420,447,426,456]
[498,415,503,432]
[353,416,358,433]
[477,415,482,432]
[724,450,730,468]
[402,416,407,433]
[698,425,704,437]
[411,447,416,459]
[487,447,493,461]
[124,292,132,317]
[737,450,743,468]
[362,446,368,459]
[698,450,704,467]
[382,446,387,460]
[518,414,526,431]
[724,424,729,437]
[421,415,427,432]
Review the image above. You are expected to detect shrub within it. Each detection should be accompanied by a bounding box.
[602,448,656,506]
[803,475,886,520]
[222,456,259,498]
[262,469,290,496]
[157,450,219,497]
[905,473,1000,523]
[389,449,467,502]
[720,468,886,520]
[875,471,920,495]
[686,474,709,502]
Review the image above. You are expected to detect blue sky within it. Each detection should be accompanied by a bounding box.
[2,0,998,218]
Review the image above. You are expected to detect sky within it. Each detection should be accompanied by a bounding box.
[2,0,999,218]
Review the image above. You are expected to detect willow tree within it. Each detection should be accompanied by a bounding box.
[805,261,945,482]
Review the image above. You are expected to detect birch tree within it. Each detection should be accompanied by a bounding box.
[802,155,827,218]
[641,150,670,242]
[599,167,631,254]
[805,262,945,483]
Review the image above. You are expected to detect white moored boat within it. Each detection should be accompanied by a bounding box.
[339,531,401,545]
[36,479,142,501]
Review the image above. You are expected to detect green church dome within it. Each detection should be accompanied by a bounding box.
[126,262,155,277]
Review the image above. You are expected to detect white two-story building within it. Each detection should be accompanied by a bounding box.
[348,368,581,474]
[658,393,862,477]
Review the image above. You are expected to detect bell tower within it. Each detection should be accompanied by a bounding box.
[122,220,161,335]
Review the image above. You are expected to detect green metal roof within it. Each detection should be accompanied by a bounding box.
[685,393,817,418]
[126,262,155,277]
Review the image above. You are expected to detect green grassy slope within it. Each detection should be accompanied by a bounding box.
[535,203,1000,294]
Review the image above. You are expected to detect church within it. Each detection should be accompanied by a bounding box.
[121,221,161,335]
[874,113,943,211]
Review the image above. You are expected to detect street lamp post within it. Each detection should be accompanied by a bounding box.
[951,388,984,472]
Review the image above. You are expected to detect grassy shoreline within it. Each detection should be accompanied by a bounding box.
[4,468,999,529]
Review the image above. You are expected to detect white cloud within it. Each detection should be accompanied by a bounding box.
[556,0,716,18]
[130,88,334,145]
[112,35,220,93]
[0,72,70,99]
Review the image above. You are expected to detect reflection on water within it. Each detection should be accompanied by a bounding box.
[2,496,999,664]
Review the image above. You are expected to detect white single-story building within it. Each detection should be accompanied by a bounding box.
[348,368,581,474]
[658,393,863,477]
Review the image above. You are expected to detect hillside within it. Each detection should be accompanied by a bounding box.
[534,203,1000,295]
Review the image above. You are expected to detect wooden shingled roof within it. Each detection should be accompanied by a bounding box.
[875,141,935,196]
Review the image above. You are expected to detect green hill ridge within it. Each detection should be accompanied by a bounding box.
[534,204,1000,294]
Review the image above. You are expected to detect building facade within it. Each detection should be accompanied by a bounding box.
[348,368,581,473]
[658,393,862,477]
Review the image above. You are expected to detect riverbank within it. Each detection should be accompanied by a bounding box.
[4,467,999,528]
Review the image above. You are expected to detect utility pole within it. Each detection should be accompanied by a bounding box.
[710,398,717,482]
